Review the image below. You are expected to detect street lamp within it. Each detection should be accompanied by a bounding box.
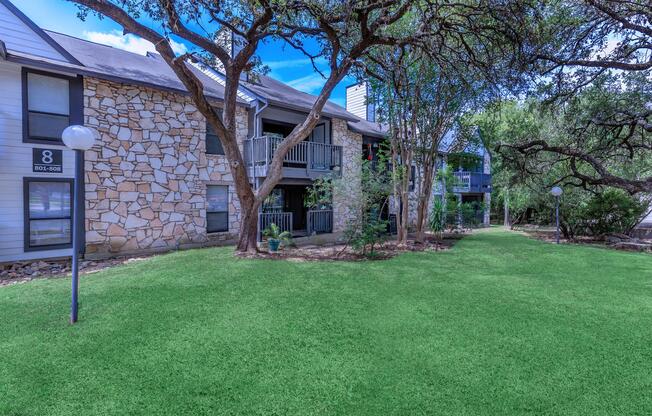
[550,186,563,244]
[62,125,96,323]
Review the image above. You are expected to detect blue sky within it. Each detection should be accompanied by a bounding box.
[14,0,352,107]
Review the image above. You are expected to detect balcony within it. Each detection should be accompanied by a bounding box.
[258,209,333,241]
[452,172,492,193]
[244,136,343,180]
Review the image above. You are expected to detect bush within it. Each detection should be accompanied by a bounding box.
[459,201,485,228]
[429,194,486,232]
[429,197,445,235]
[562,189,649,238]
[339,160,391,256]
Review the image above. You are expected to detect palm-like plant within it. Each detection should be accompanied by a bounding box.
[262,223,292,252]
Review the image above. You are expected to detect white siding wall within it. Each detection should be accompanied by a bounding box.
[0,60,75,262]
[642,203,652,225]
[345,83,367,120]
[0,1,67,61]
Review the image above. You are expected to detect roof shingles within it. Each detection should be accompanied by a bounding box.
[26,30,384,137]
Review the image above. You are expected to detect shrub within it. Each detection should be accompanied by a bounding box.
[562,189,649,238]
[429,197,445,236]
[339,160,391,256]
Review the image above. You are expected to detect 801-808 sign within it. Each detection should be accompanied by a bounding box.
[33,148,63,173]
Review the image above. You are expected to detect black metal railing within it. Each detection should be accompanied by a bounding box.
[257,211,293,241]
[451,172,492,193]
[307,209,333,235]
[244,136,343,176]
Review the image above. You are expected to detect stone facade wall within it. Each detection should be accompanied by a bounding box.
[200,111,247,238]
[83,77,247,257]
[331,119,362,232]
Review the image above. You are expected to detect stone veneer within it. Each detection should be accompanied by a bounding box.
[83,77,247,257]
[331,119,362,232]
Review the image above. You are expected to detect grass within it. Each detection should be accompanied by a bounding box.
[1,229,651,415]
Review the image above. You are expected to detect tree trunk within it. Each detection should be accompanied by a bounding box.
[235,220,258,253]
[415,161,435,243]
[237,202,260,253]
[398,188,410,244]
[503,189,510,227]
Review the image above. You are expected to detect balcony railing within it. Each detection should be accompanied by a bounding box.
[307,209,333,235]
[244,136,343,179]
[258,211,293,242]
[257,209,334,241]
[451,172,492,193]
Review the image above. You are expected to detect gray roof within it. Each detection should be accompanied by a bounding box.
[45,31,369,125]
[242,75,358,122]
[347,117,389,138]
[45,30,231,102]
[9,22,386,136]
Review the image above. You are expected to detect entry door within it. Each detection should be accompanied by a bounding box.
[283,186,307,230]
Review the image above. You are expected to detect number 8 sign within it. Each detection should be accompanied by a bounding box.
[32,148,63,173]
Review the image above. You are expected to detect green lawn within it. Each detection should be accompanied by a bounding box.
[1,229,651,415]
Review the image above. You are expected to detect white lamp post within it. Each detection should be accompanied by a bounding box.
[62,125,95,324]
[550,186,563,244]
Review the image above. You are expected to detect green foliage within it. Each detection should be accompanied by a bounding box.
[262,223,292,246]
[345,215,389,256]
[304,177,333,210]
[471,90,651,234]
[429,197,445,234]
[446,153,483,172]
[560,190,649,239]
[339,160,391,256]
[459,201,486,228]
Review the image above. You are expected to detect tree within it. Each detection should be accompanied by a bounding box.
[494,75,652,194]
[473,98,651,237]
[70,0,432,252]
[509,0,652,193]
[374,52,475,244]
[363,6,516,243]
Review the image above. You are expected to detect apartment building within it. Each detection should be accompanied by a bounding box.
[0,0,491,263]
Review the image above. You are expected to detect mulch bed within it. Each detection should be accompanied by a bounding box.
[515,226,652,253]
[1,233,466,286]
[237,234,460,262]
[0,256,153,287]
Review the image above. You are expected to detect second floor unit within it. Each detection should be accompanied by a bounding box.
[242,109,345,180]
[444,151,492,194]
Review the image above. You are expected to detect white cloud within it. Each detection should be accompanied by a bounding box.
[83,30,187,56]
[285,73,328,94]
[265,57,327,71]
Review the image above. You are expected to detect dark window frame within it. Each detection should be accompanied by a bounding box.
[206,185,229,233]
[22,68,83,146]
[205,122,225,155]
[23,177,74,252]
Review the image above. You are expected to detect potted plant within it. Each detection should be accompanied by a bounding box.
[262,223,292,253]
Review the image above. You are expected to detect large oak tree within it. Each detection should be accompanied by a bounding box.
[500,0,652,193]
[70,0,435,252]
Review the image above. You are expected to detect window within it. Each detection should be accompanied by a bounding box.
[206,122,224,155]
[24,71,75,143]
[24,178,73,250]
[207,185,229,232]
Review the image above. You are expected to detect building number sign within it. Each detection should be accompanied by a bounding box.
[32,148,63,173]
